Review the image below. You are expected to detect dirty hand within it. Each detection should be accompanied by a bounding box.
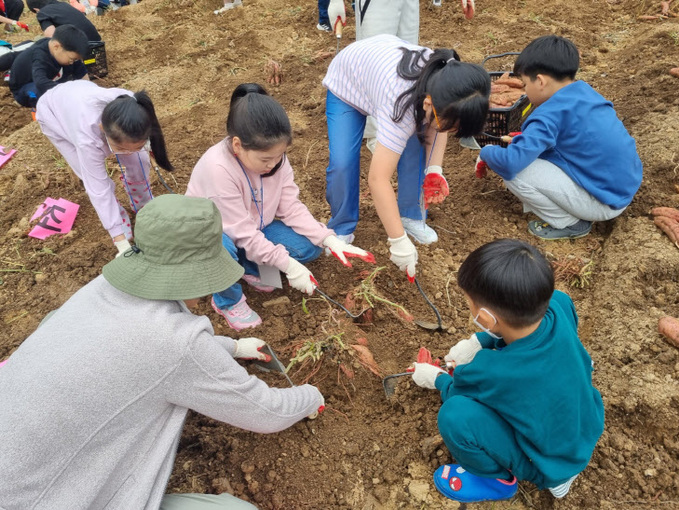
[323,235,376,267]
[388,234,417,282]
[14,21,29,32]
[328,0,346,32]
[285,258,317,295]
[114,238,132,257]
[265,59,282,86]
[444,334,482,367]
[233,337,272,361]
[423,165,449,208]
[475,155,489,179]
[307,394,325,419]
[411,362,446,390]
[461,0,475,19]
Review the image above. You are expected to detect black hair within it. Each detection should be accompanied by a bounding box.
[513,35,579,81]
[392,48,490,142]
[51,24,89,60]
[458,239,554,328]
[27,0,58,12]
[101,91,174,171]
[226,83,292,151]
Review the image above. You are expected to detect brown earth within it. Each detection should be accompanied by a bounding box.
[2,0,679,508]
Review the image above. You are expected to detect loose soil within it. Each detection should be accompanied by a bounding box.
[2,0,679,508]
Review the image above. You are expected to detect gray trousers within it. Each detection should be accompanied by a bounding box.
[160,493,257,510]
[503,159,626,229]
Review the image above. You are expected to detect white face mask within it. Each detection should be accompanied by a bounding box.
[472,307,501,339]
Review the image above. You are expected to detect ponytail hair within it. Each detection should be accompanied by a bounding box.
[101,91,174,171]
[226,83,292,151]
[393,48,491,142]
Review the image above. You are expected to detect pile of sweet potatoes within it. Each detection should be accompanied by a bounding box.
[651,207,679,248]
[490,72,525,108]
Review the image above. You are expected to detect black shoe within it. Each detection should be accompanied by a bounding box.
[528,219,592,240]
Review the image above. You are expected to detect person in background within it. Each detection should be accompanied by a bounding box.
[323,34,489,279]
[411,239,604,503]
[476,35,643,240]
[9,24,89,108]
[36,80,174,256]
[0,194,325,510]
[26,0,101,40]
[186,83,374,331]
[0,0,28,32]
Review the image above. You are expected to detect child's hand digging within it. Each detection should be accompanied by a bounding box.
[423,165,449,208]
[323,235,376,267]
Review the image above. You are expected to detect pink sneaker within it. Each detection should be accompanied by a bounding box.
[242,274,275,292]
[211,295,262,331]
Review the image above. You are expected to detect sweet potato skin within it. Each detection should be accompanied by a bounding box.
[651,207,679,222]
[658,316,679,348]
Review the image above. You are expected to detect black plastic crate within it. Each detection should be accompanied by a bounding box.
[84,41,108,78]
[475,53,534,148]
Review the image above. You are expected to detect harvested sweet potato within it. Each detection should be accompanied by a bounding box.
[350,344,381,377]
[658,316,679,348]
[654,216,679,246]
[671,68,679,78]
[494,72,525,88]
[651,207,679,222]
[489,90,525,107]
[490,83,511,94]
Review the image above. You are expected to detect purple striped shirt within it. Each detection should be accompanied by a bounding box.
[322,34,431,154]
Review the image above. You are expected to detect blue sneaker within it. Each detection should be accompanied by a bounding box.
[433,464,517,503]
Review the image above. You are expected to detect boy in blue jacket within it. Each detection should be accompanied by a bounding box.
[477,35,642,240]
[411,239,604,503]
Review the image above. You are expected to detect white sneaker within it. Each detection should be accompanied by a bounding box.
[401,217,438,244]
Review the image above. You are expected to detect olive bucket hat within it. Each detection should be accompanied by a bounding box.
[102,195,244,300]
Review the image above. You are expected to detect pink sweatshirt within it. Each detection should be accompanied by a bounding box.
[185,138,333,272]
[36,81,151,239]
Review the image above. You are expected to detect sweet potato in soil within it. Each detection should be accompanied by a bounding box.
[651,207,679,246]
[658,316,679,348]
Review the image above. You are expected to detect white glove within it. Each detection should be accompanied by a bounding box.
[285,258,317,295]
[444,334,482,367]
[328,0,346,32]
[114,239,132,257]
[388,234,418,281]
[307,393,325,420]
[322,235,375,267]
[411,362,446,390]
[233,337,270,361]
[461,0,475,19]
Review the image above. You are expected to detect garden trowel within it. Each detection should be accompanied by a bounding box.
[252,344,294,387]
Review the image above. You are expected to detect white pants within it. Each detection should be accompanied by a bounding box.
[503,159,626,229]
[354,0,419,44]
[160,493,257,510]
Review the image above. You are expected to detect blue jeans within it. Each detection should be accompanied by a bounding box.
[325,90,426,236]
[212,220,323,309]
[318,0,329,24]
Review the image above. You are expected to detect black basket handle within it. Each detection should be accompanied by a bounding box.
[481,52,521,67]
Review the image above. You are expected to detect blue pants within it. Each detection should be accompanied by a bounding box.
[438,395,547,489]
[12,82,38,108]
[318,0,329,24]
[212,220,323,309]
[325,90,426,236]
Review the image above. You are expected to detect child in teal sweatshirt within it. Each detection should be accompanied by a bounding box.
[411,239,604,503]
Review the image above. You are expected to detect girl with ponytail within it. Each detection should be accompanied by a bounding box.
[36,80,173,256]
[186,83,374,331]
[322,34,490,282]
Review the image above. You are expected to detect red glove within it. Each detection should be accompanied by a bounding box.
[475,156,488,179]
[16,21,29,32]
[423,165,449,208]
[461,0,475,19]
[0,0,6,14]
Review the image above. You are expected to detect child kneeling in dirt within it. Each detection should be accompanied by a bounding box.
[186,83,374,331]
[411,238,604,503]
[476,35,642,240]
[0,195,324,510]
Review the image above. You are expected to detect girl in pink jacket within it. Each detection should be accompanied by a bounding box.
[186,83,374,331]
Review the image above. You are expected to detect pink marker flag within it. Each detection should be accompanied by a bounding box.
[0,145,17,169]
[28,197,80,240]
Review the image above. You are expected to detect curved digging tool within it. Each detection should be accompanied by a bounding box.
[413,277,447,331]
[251,344,294,387]
[383,371,412,398]
[315,287,370,320]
